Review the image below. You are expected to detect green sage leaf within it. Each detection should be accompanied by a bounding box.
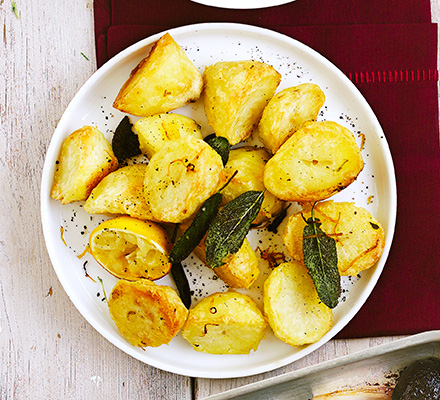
[170,262,191,309]
[267,204,291,234]
[169,192,222,264]
[205,190,264,268]
[302,205,340,309]
[204,133,230,166]
[112,116,141,163]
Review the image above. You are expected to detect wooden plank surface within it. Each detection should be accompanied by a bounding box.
[0,1,438,399]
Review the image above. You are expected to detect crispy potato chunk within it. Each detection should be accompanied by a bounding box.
[283,201,385,276]
[223,146,285,226]
[51,126,118,204]
[182,292,267,354]
[144,135,224,223]
[84,164,156,221]
[113,33,203,117]
[134,113,202,159]
[203,60,281,145]
[258,83,325,153]
[264,121,364,202]
[108,279,188,347]
[264,261,333,346]
[204,240,258,289]
[213,239,260,289]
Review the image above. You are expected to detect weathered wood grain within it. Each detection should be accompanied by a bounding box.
[0,1,192,399]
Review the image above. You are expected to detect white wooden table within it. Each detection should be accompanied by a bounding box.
[1,1,438,399]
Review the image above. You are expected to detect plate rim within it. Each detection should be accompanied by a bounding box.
[189,0,295,9]
[40,22,397,378]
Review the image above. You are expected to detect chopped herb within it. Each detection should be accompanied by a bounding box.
[81,52,89,61]
[97,276,108,302]
[11,0,19,19]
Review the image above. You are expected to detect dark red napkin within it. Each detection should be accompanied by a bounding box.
[93,0,440,339]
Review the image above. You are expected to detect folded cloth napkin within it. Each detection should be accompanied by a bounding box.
[93,0,440,339]
[94,0,433,66]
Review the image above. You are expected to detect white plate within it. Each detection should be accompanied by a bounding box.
[40,23,397,379]
[190,0,295,9]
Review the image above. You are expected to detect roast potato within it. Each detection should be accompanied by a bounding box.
[263,121,364,202]
[134,113,203,159]
[213,239,260,289]
[264,260,333,346]
[222,146,285,226]
[108,279,188,347]
[144,135,224,223]
[113,33,203,117]
[182,291,267,354]
[283,201,385,276]
[203,60,281,145]
[51,125,118,204]
[84,164,156,221]
[258,83,325,153]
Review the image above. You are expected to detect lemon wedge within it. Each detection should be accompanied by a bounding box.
[89,216,172,281]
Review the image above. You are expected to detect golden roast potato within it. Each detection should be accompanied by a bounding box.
[203,60,281,145]
[113,33,203,117]
[222,146,285,226]
[134,113,202,159]
[263,121,364,202]
[258,83,325,153]
[202,239,259,289]
[144,135,224,223]
[182,291,267,354]
[213,239,260,289]
[283,201,385,276]
[51,125,118,204]
[263,260,333,346]
[84,164,156,220]
[108,279,188,347]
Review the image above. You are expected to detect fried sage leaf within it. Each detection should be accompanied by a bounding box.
[302,205,340,309]
[112,115,141,163]
[169,192,223,264]
[267,204,291,234]
[170,262,192,309]
[204,133,230,166]
[206,191,264,268]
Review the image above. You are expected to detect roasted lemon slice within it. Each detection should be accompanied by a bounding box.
[89,216,171,281]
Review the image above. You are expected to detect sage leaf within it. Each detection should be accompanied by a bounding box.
[170,262,191,309]
[267,204,291,234]
[112,116,141,163]
[205,190,264,268]
[204,133,230,166]
[302,206,340,309]
[169,192,222,264]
